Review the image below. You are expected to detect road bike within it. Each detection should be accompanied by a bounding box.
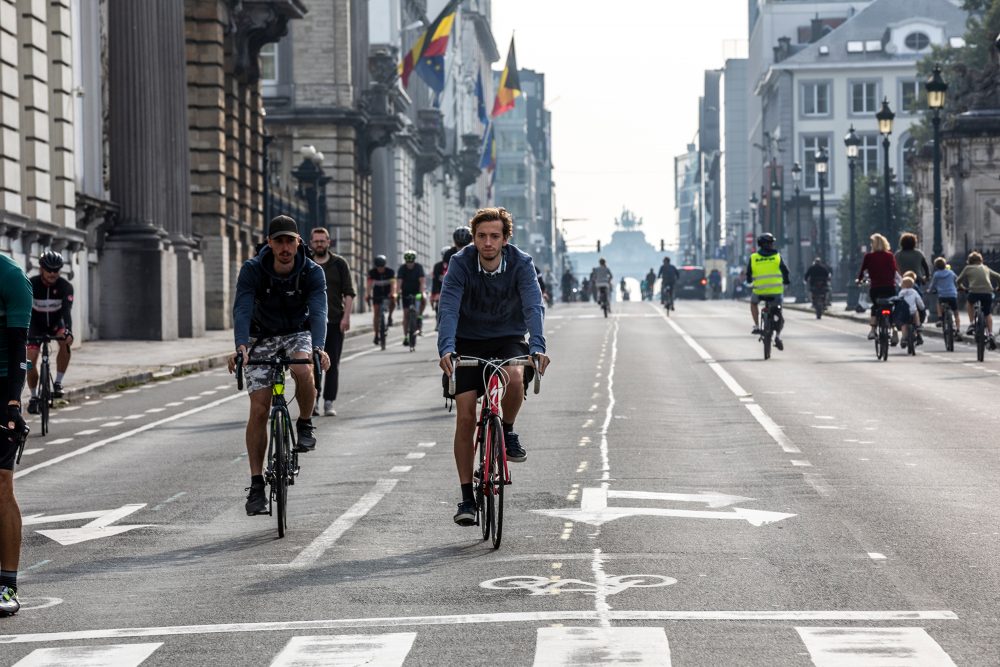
[939,297,956,352]
[874,297,896,361]
[597,286,610,318]
[449,354,540,549]
[403,293,422,352]
[661,284,675,315]
[757,297,782,360]
[28,334,65,436]
[972,298,988,362]
[236,351,319,538]
[374,297,390,351]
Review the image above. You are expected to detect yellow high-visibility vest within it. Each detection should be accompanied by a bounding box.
[751,253,784,295]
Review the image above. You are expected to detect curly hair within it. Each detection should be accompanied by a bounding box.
[899,232,917,251]
[470,207,513,239]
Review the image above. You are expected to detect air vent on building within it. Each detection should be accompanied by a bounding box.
[819,45,829,55]
[847,41,863,53]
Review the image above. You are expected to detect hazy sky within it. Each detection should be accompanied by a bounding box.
[490,1,749,250]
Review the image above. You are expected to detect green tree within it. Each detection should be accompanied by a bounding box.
[838,170,916,258]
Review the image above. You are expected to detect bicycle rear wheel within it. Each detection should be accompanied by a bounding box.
[488,416,505,549]
[39,361,50,436]
[944,311,955,352]
[408,306,418,351]
[976,314,986,362]
[271,412,289,538]
[761,314,771,360]
[877,320,889,361]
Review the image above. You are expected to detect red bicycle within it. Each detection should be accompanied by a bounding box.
[449,354,540,549]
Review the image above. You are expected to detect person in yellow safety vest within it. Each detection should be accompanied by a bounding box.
[747,233,791,350]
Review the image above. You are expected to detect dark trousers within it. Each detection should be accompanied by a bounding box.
[321,326,345,402]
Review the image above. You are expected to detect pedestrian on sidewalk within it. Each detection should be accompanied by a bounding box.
[0,253,32,616]
[309,227,355,417]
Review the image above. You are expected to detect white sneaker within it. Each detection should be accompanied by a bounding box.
[323,400,336,417]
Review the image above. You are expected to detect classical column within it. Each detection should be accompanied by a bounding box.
[101,0,179,340]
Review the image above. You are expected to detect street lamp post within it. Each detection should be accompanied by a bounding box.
[749,192,759,238]
[792,161,805,301]
[771,177,783,248]
[816,146,829,267]
[926,64,948,258]
[844,125,861,309]
[876,98,896,242]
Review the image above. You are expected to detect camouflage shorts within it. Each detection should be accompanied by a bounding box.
[244,332,313,394]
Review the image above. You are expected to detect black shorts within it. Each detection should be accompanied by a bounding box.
[870,286,897,316]
[967,292,993,314]
[938,296,958,311]
[443,336,532,399]
[27,321,66,348]
[0,377,16,471]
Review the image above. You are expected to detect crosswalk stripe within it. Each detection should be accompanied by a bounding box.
[796,627,957,666]
[270,633,416,666]
[533,627,671,666]
[12,642,162,666]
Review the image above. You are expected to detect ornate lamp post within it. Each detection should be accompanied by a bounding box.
[749,192,759,238]
[876,97,896,241]
[771,177,783,247]
[844,125,861,309]
[792,161,804,300]
[815,146,829,266]
[925,64,948,258]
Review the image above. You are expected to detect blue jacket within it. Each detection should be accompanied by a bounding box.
[437,243,546,357]
[233,244,327,349]
[929,268,958,299]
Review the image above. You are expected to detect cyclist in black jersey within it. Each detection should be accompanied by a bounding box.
[27,251,73,411]
[431,247,449,328]
[366,256,396,343]
[397,250,426,346]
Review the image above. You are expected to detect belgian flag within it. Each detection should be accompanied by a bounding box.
[492,37,521,118]
[399,0,459,93]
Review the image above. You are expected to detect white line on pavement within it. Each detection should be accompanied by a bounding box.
[73,429,99,436]
[271,633,416,667]
[533,627,671,667]
[45,438,72,445]
[15,393,245,480]
[389,466,411,473]
[0,610,958,644]
[796,627,956,667]
[11,642,163,666]
[745,404,800,454]
[286,479,398,568]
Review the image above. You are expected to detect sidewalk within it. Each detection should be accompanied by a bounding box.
[30,324,374,403]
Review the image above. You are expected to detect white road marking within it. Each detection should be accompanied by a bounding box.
[28,504,150,546]
[745,403,801,453]
[15,393,245,479]
[215,385,230,390]
[533,627,671,667]
[145,408,165,413]
[811,425,845,430]
[151,492,187,512]
[796,627,956,666]
[0,611,957,643]
[271,633,416,667]
[803,473,834,497]
[20,448,42,456]
[287,479,398,568]
[103,394,123,399]
[389,466,411,473]
[199,390,217,396]
[122,389,140,394]
[790,460,812,467]
[82,400,101,406]
[123,415,143,420]
[165,402,183,407]
[868,552,887,560]
[73,429,99,436]
[405,452,425,460]
[100,421,124,427]
[814,415,835,419]
[58,406,80,412]
[12,642,162,666]
[417,441,436,448]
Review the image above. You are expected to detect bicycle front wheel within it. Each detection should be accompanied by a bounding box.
[39,361,50,436]
[271,412,289,538]
[488,416,505,549]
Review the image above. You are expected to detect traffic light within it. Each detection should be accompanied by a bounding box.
[596,240,601,252]
[660,239,665,251]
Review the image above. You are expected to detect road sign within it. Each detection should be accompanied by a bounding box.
[533,488,795,527]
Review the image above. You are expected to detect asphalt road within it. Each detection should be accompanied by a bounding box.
[2,300,997,665]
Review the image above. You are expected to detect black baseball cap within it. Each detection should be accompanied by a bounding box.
[268,215,299,239]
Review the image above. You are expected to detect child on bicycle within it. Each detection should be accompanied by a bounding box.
[929,257,961,339]
[896,276,925,346]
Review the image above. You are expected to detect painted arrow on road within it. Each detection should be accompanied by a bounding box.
[534,488,795,527]
[23,504,151,545]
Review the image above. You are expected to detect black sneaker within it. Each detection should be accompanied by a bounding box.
[52,382,64,398]
[373,335,379,346]
[505,431,526,462]
[387,315,393,327]
[990,336,997,351]
[295,420,316,452]
[26,397,39,415]
[244,484,267,515]
[967,325,975,335]
[453,500,477,526]
[751,327,762,335]
[774,337,784,351]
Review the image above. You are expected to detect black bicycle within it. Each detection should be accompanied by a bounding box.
[662,284,675,314]
[874,297,895,361]
[375,297,390,351]
[28,334,64,436]
[810,283,828,319]
[757,297,782,360]
[598,286,610,318]
[939,298,956,352]
[235,351,319,538]
[403,293,422,352]
[972,299,987,362]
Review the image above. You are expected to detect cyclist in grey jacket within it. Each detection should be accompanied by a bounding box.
[437,207,551,527]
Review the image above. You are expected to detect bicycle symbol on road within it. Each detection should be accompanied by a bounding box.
[480,574,676,596]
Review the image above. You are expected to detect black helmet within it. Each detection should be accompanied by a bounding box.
[757,233,775,246]
[453,226,472,247]
[39,250,64,272]
[441,246,451,259]
[374,254,387,268]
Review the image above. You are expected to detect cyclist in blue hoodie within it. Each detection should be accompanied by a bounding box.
[230,215,330,516]
[437,207,551,526]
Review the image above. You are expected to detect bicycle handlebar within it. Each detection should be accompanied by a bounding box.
[448,355,540,397]
[235,355,315,392]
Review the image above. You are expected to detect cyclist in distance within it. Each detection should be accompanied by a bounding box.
[857,233,900,343]
[430,246,450,327]
[590,258,613,311]
[397,250,426,346]
[366,255,395,343]
[437,207,550,526]
[657,256,679,305]
[895,232,930,290]
[956,250,1000,346]
[26,251,74,412]
[0,251,31,616]
[443,225,473,265]
[929,257,961,338]
[804,257,831,306]
[747,233,790,350]
[231,215,331,516]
